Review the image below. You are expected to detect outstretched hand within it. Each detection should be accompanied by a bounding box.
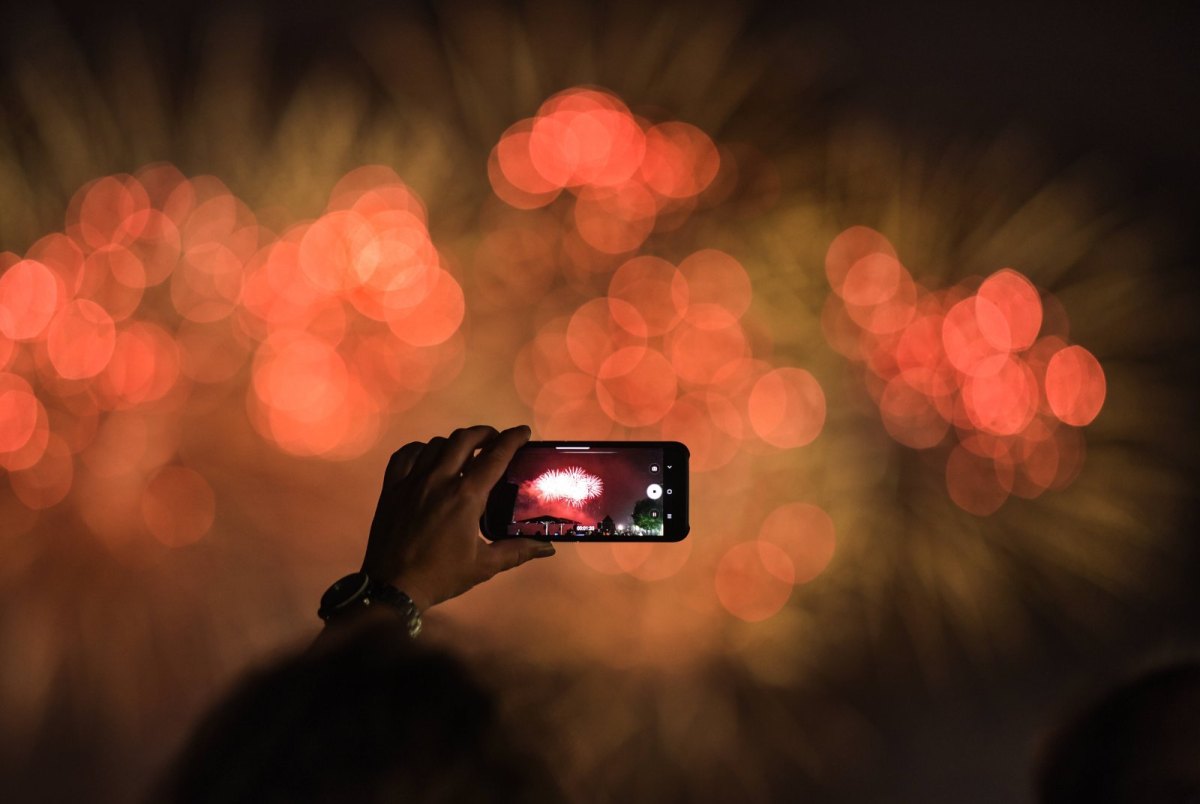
[360,424,555,612]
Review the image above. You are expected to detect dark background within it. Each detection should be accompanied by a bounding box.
[2,1,1199,801]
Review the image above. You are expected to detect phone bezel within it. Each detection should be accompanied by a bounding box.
[480,440,690,542]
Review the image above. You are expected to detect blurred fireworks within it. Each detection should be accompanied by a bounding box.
[2,163,463,548]
[532,466,604,505]
[822,227,1105,515]
[0,2,1196,802]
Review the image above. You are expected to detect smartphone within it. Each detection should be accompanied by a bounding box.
[480,441,690,542]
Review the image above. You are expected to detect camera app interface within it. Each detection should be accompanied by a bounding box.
[504,446,667,539]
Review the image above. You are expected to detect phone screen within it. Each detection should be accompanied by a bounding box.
[482,441,689,542]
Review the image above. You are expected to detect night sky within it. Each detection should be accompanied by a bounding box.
[2,1,1200,802]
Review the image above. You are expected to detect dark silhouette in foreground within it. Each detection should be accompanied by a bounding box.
[152,612,564,804]
[154,422,1200,803]
[153,425,562,803]
[1036,660,1200,804]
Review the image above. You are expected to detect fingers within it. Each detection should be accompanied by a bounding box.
[461,425,531,499]
[405,435,448,486]
[382,441,425,493]
[371,440,425,534]
[480,537,556,577]
[428,425,500,484]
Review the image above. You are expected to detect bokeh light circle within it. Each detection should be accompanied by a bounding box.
[677,249,752,326]
[977,268,1043,351]
[1045,345,1106,426]
[46,300,117,380]
[0,260,59,341]
[0,372,40,454]
[945,443,1013,516]
[748,367,827,448]
[757,502,837,584]
[607,255,689,336]
[8,433,74,510]
[141,465,216,548]
[715,541,794,622]
[594,347,677,427]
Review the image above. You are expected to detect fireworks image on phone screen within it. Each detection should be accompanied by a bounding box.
[505,448,664,538]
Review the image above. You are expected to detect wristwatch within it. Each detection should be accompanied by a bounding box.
[317,572,423,638]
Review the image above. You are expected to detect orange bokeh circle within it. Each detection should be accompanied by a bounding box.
[1045,345,1106,426]
[46,300,117,380]
[747,367,826,448]
[757,502,836,584]
[141,465,216,547]
[594,347,677,427]
[715,541,794,622]
[607,256,689,336]
[0,260,59,341]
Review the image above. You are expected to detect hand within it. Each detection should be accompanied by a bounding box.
[360,424,555,611]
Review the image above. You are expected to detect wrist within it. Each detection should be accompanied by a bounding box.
[359,560,431,613]
[392,574,433,613]
[318,572,423,637]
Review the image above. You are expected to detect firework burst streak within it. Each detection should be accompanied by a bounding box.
[532,467,604,505]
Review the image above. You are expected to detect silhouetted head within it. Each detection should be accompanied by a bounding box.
[152,613,563,803]
[1036,660,1200,804]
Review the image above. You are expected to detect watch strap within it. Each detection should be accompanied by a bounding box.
[362,582,423,639]
[318,573,423,638]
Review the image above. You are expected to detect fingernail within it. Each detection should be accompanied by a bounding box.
[534,543,556,558]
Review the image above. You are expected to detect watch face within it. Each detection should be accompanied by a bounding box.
[320,572,370,616]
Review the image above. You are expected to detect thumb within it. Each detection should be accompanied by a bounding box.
[483,538,557,575]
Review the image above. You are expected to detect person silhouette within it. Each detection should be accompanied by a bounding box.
[1036,660,1200,804]
[151,425,565,803]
